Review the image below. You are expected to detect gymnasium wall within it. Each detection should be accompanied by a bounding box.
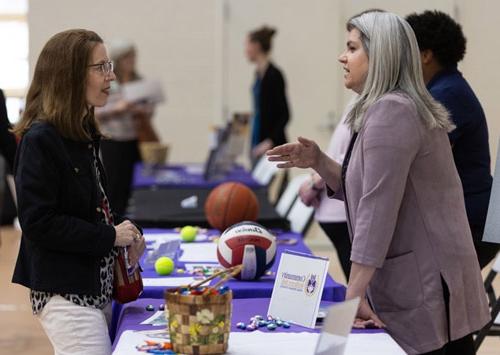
[28,0,500,169]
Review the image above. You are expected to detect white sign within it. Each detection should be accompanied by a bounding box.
[268,250,330,328]
[314,298,360,355]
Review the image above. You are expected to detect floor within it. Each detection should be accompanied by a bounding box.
[1,225,499,355]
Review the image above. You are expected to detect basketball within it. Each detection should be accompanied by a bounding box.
[217,221,276,280]
[205,182,259,231]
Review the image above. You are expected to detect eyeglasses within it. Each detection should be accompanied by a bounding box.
[87,61,114,76]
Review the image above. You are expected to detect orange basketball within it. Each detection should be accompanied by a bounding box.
[205,182,259,231]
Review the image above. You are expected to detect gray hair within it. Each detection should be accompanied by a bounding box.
[345,11,452,132]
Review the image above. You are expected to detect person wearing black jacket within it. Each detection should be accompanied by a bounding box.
[246,26,290,164]
[0,89,18,237]
[12,29,145,355]
[0,89,17,169]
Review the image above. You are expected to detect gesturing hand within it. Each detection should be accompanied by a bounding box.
[266,137,322,170]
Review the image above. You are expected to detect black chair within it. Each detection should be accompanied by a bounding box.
[474,253,500,350]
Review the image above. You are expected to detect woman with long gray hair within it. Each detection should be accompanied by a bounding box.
[267,11,489,354]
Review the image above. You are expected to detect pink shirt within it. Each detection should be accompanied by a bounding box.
[314,116,351,223]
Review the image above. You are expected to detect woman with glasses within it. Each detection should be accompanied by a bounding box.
[268,11,489,354]
[95,40,155,215]
[12,29,145,355]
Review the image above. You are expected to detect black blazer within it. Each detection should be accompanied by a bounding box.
[0,89,18,169]
[12,121,134,295]
[257,62,290,146]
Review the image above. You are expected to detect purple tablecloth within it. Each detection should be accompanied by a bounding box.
[110,228,346,340]
[139,229,345,301]
[112,298,385,351]
[132,163,262,189]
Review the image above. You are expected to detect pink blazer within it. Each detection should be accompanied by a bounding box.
[332,92,489,354]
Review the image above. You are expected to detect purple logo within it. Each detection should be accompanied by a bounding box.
[305,274,317,296]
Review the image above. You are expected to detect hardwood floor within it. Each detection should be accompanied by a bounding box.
[1,225,498,354]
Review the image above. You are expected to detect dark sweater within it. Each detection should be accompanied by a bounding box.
[12,121,135,295]
[0,89,18,169]
[427,67,492,226]
[254,62,290,146]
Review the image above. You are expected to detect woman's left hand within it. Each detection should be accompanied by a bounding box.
[352,298,386,329]
[267,137,322,170]
[127,234,146,266]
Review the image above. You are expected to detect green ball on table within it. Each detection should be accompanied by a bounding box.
[180,225,198,242]
[155,256,175,276]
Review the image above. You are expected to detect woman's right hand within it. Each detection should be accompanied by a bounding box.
[266,137,323,170]
[114,220,141,247]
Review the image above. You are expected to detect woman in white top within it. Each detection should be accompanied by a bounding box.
[95,40,155,215]
[299,115,352,279]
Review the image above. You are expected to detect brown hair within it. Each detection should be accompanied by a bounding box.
[14,29,103,141]
[249,26,277,54]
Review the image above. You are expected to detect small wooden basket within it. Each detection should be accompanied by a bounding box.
[139,142,169,165]
[165,266,242,354]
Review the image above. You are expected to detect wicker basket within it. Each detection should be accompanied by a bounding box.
[165,289,232,354]
[139,142,169,165]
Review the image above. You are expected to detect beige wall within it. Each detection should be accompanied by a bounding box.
[28,0,500,168]
[28,0,224,163]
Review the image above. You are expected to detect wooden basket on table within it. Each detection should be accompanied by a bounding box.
[139,142,169,165]
[165,265,242,355]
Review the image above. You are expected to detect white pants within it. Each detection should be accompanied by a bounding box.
[37,295,112,355]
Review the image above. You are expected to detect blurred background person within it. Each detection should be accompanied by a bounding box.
[0,89,17,170]
[245,26,290,166]
[298,114,352,281]
[0,88,18,247]
[407,10,500,268]
[95,40,157,215]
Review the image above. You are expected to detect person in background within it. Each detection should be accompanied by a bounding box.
[0,89,17,170]
[298,114,351,280]
[267,11,489,354]
[406,10,499,268]
[12,29,145,355]
[245,26,290,165]
[95,40,156,215]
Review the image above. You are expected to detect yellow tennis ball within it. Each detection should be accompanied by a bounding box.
[155,256,175,276]
[180,225,198,242]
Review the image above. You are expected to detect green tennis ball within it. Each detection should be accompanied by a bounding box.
[180,225,198,242]
[155,256,175,276]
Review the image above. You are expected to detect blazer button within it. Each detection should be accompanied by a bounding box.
[74,167,79,173]
[96,207,102,213]
[88,144,92,149]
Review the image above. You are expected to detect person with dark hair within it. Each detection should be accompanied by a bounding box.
[407,10,499,269]
[245,26,290,164]
[12,29,145,354]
